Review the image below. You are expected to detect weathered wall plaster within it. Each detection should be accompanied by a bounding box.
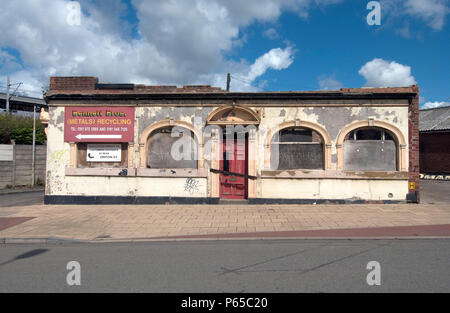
[45,104,409,201]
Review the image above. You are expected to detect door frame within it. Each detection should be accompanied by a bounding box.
[219,133,249,199]
[208,106,259,199]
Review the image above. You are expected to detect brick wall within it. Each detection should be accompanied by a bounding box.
[408,85,420,202]
[50,77,98,91]
[420,132,450,174]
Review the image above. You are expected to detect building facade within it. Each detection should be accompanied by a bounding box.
[419,106,450,175]
[44,77,420,204]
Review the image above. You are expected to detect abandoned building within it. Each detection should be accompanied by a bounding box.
[419,105,450,175]
[43,77,420,204]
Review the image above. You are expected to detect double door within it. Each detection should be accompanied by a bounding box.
[219,137,248,199]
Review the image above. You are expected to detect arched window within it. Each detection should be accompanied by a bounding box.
[146,126,198,169]
[271,127,325,170]
[343,127,397,171]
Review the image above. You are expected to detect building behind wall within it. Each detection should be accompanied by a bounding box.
[43,77,420,204]
[419,106,450,175]
[0,92,47,116]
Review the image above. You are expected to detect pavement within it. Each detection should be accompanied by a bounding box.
[420,179,450,204]
[0,181,450,242]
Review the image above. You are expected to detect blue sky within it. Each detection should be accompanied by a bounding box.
[0,0,449,108]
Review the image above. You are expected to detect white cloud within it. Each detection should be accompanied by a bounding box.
[0,0,352,93]
[396,23,411,38]
[264,28,281,40]
[422,101,450,109]
[381,0,449,34]
[246,47,295,81]
[405,0,449,30]
[358,58,417,88]
[318,75,343,90]
[211,47,296,91]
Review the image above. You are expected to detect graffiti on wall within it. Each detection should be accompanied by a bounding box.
[49,149,69,163]
[184,178,200,194]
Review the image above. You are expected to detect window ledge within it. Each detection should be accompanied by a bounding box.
[66,167,134,177]
[261,170,408,180]
[65,167,208,178]
[137,168,208,178]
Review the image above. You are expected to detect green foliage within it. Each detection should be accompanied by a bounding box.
[36,177,45,186]
[0,113,46,145]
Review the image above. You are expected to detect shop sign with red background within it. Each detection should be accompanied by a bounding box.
[64,107,135,143]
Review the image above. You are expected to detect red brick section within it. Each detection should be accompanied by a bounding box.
[420,132,450,174]
[147,224,450,240]
[48,77,225,94]
[409,85,420,202]
[50,77,99,91]
[0,217,35,231]
[340,86,417,93]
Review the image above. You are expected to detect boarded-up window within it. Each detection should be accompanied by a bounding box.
[344,127,397,171]
[147,127,198,169]
[271,127,324,170]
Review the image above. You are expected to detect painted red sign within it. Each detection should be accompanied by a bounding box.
[64,107,135,143]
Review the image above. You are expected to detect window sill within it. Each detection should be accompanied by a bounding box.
[65,167,209,178]
[137,168,208,178]
[66,167,134,177]
[261,170,409,180]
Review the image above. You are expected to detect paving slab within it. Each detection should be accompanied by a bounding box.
[1,203,450,242]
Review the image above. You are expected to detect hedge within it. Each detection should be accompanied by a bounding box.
[0,113,46,145]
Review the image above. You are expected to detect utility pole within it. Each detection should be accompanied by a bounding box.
[31,104,36,187]
[6,75,10,114]
[226,73,231,92]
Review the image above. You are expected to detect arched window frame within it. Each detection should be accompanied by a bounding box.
[266,121,332,170]
[139,120,204,169]
[336,120,407,171]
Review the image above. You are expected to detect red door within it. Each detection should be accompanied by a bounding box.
[220,138,248,199]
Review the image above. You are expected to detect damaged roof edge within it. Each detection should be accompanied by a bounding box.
[45,91,417,102]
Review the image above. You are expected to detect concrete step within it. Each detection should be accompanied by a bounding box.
[219,199,249,205]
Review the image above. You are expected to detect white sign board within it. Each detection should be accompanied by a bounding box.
[87,144,122,162]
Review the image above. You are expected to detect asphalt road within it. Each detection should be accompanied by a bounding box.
[0,191,44,209]
[0,239,449,293]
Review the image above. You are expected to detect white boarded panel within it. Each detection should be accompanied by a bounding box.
[0,145,13,161]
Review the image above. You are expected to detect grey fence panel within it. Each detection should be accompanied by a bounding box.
[0,144,47,188]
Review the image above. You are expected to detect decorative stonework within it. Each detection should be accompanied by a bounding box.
[207,106,260,125]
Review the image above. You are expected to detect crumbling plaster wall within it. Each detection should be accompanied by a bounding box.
[255,105,409,200]
[257,106,409,171]
[46,104,409,200]
[261,179,407,200]
[46,106,208,198]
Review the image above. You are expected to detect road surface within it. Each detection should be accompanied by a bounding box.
[0,239,449,293]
